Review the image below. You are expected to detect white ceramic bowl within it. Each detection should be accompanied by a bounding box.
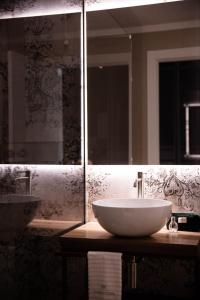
[92,198,172,237]
[0,194,41,240]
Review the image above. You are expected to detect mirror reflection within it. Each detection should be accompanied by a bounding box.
[0,13,81,164]
[87,0,200,165]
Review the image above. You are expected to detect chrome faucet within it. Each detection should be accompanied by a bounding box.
[15,170,31,195]
[134,172,144,199]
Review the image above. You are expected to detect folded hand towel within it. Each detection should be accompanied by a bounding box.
[88,251,122,300]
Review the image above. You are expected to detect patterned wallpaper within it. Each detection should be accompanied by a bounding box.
[1,164,200,223]
[87,165,200,220]
[0,164,84,221]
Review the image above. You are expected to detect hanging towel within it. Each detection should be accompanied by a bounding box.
[87,251,122,300]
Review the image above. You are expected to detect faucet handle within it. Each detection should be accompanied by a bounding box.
[133,179,137,188]
[138,171,143,177]
[133,172,143,185]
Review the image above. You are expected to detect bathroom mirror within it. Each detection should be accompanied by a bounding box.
[0,12,82,164]
[87,0,200,165]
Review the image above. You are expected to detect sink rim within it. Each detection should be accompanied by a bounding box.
[92,198,172,209]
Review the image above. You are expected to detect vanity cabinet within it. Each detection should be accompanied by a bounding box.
[60,222,200,300]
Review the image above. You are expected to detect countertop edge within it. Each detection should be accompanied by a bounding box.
[59,222,200,258]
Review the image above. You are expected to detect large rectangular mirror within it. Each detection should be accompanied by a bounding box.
[0,11,82,164]
[87,0,200,165]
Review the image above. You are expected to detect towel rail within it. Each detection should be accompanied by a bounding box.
[60,251,144,299]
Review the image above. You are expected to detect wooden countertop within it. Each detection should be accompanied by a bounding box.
[60,222,200,258]
[25,219,82,237]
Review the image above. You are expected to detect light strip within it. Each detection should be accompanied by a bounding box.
[0,0,183,19]
[81,11,84,166]
[0,8,81,20]
[81,2,88,166]
[86,0,184,12]
[82,1,89,222]
[83,7,88,167]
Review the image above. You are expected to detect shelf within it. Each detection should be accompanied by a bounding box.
[25,219,82,237]
[60,222,200,258]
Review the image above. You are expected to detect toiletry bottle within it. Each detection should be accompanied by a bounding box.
[168,216,178,233]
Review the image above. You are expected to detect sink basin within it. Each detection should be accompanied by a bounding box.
[92,198,172,237]
[0,194,41,240]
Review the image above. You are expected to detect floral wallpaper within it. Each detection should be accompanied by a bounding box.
[145,167,200,212]
[87,165,200,220]
[0,164,84,221]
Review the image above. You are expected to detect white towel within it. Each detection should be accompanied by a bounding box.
[88,251,122,300]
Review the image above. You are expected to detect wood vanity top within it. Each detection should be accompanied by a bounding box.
[60,222,200,258]
[25,219,82,237]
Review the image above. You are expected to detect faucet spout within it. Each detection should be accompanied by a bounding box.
[15,170,31,195]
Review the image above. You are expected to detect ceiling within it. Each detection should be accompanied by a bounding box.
[87,0,200,35]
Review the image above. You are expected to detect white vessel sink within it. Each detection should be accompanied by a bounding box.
[92,198,172,237]
[0,194,41,240]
